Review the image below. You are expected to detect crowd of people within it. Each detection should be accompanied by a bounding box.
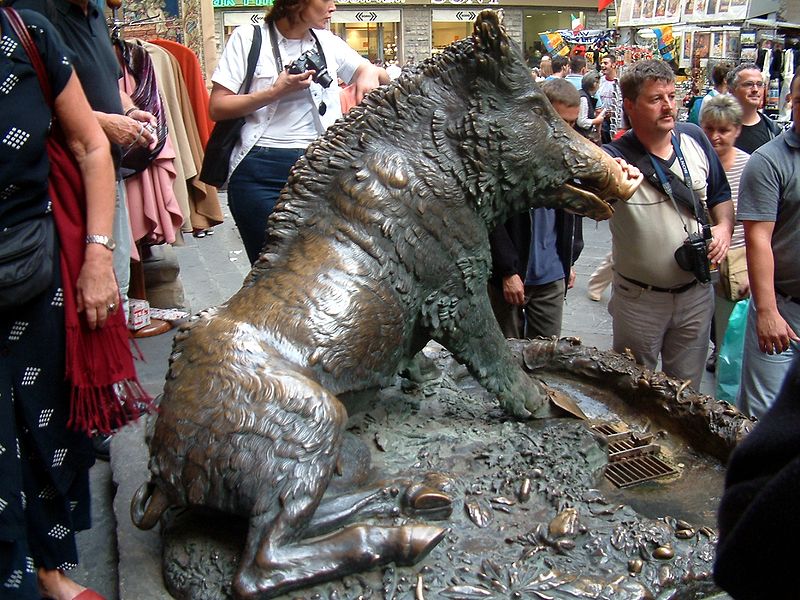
[497,52,798,598]
[503,51,798,426]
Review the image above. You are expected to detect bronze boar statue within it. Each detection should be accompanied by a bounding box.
[131,10,638,600]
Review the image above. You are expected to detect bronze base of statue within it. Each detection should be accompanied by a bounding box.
[158,339,751,600]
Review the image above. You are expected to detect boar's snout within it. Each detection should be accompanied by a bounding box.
[557,132,640,221]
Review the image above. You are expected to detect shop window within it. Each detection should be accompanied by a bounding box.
[332,22,398,63]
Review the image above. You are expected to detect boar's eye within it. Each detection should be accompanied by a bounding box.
[527,95,548,116]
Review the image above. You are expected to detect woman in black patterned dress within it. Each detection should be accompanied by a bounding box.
[0,8,117,600]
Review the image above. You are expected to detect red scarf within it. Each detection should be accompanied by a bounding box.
[4,6,155,435]
[49,131,155,435]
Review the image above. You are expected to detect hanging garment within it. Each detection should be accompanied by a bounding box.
[780,49,794,121]
[143,41,223,232]
[115,38,169,178]
[118,46,184,254]
[760,47,772,81]
[129,40,192,231]
[151,38,214,148]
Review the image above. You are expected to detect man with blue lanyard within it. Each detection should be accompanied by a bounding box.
[602,60,734,391]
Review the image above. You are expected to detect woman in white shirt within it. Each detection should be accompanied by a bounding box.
[210,0,388,264]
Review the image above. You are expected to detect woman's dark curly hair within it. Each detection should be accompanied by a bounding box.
[265,0,310,25]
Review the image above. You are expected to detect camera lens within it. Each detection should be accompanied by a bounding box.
[316,70,333,89]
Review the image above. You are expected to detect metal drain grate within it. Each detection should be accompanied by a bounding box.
[604,454,678,488]
[592,424,678,488]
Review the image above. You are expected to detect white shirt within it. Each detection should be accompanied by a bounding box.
[212,22,368,183]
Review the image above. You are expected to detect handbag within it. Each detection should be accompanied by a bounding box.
[0,8,56,311]
[718,246,749,301]
[0,215,56,310]
[116,39,169,179]
[199,25,262,188]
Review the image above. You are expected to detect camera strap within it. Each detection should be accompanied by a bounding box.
[648,133,706,235]
[266,21,328,75]
[267,21,328,115]
[267,20,282,72]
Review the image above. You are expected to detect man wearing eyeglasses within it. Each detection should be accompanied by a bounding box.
[727,63,783,155]
[734,72,800,419]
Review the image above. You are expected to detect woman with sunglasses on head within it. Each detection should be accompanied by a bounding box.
[210,0,388,265]
[700,94,750,377]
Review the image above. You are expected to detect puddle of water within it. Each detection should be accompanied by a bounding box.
[549,375,727,527]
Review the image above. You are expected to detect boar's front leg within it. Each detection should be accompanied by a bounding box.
[433,294,548,419]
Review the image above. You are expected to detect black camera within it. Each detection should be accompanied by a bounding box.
[286,48,333,88]
[674,223,712,283]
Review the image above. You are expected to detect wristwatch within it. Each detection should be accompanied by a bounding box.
[86,234,117,251]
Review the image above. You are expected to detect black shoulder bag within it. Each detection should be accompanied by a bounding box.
[0,7,57,311]
[199,24,262,188]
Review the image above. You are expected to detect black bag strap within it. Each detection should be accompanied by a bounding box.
[239,24,262,95]
[3,7,53,107]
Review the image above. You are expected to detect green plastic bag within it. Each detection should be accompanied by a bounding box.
[716,298,750,403]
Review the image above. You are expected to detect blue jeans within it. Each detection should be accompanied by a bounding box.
[227,146,305,264]
[736,295,800,419]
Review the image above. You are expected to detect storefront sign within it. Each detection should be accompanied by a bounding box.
[223,11,267,25]
[683,0,748,24]
[617,0,681,27]
[213,0,272,8]
[332,9,401,22]
[432,8,498,21]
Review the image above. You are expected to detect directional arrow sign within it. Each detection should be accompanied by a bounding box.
[455,11,476,21]
[250,14,262,24]
[355,11,377,21]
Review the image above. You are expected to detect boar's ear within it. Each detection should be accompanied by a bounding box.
[473,10,512,84]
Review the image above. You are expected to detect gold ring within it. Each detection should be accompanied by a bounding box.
[108,303,116,312]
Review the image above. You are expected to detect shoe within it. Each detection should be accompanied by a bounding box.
[705,353,717,373]
[92,434,112,461]
[587,292,602,302]
[74,589,107,600]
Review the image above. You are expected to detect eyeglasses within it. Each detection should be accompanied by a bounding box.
[738,80,765,89]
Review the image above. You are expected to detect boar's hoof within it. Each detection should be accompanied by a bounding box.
[401,353,442,385]
[403,483,453,519]
[398,525,448,566]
